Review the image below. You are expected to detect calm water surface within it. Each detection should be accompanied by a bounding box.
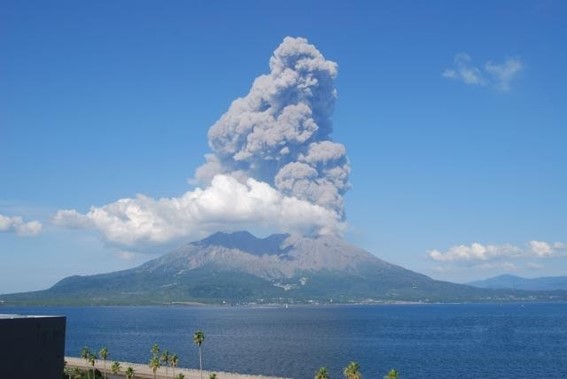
[4,303,567,378]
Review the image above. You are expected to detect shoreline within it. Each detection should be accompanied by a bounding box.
[65,356,289,379]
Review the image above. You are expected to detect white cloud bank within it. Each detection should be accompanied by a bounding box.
[0,213,42,236]
[54,174,344,247]
[443,53,523,91]
[429,240,567,262]
[53,37,349,248]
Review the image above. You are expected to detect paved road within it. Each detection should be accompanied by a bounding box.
[65,356,289,379]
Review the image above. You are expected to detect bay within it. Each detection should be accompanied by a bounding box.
[4,303,567,378]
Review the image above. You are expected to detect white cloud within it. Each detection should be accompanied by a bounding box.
[528,240,552,257]
[53,174,344,247]
[0,213,42,236]
[429,242,521,262]
[429,240,567,262]
[485,58,523,91]
[443,53,522,91]
[53,37,351,252]
[442,53,486,86]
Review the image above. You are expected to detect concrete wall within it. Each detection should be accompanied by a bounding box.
[0,315,66,379]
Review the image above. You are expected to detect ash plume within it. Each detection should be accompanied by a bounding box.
[54,37,350,247]
[195,37,350,217]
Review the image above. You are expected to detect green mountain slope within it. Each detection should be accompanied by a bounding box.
[2,232,565,305]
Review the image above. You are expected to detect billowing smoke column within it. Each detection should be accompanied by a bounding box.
[195,37,350,218]
[53,37,350,247]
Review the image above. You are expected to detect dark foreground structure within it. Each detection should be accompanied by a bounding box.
[0,314,66,379]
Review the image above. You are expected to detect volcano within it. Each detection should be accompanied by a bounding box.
[2,232,559,305]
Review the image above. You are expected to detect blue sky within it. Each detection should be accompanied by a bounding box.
[1,0,566,293]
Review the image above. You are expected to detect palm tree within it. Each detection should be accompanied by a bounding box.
[161,349,171,375]
[152,343,161,358]
[80,346,91,365]
[126,366,135,379]
[193,330,205,379]
[99,346,109,379]
[149,355,161,379]
[315,367,330,379]
[171,353,179,379]
[384,369,399,379]
[88,353,97,379]
[343,361,362,379]
[80,347,91,379]
[111,361,121,376]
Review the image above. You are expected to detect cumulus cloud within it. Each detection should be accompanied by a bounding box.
[54,175,344,247]
[53,37,350,248]
[443,53,522,91]
[0,213,42,236]
[429,242,521,262]
[429,240,567,262]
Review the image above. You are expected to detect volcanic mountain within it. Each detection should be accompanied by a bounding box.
[2,232,559,305]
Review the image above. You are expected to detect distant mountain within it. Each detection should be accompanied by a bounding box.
[2,232,565,305]
[468,274,567,291]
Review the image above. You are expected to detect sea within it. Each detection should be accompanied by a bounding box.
[4,303,567,379]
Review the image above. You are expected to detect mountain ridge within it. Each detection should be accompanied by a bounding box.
[2,232,565,305]
[468,274,567,291]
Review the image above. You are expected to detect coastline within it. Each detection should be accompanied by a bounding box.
[65,356,289,379]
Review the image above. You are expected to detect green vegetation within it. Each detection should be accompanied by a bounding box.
[5,231,567,306]
[193,330,205,379]
[161,349,171,375]
[88,353,97,379]
[98,346,108,379]
[315,367,330,379]
[149,343,161,379]
[111,361,121,376]
[384,369,399,379]
[149,355,160,379]
[171,353,179,378]
[343,362,362,379]
[68,338,399,379]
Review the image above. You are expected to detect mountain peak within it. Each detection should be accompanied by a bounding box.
[197,231,290,256]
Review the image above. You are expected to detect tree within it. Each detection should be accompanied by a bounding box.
[209,373,218,379]
[193,330,205,379]
[152,344,161,358]
[161,349,171,375]
[80,346,91,365]
[111,361,121,376]
[80,347,91,379]
[63,360,72,379]
[99,346,109,379]
[68,367,83,379]
[125,366,135,379]
[171,353,179,379]
[149,355,161,379]
[88,353,97,379]
[343,362,362,379]
[176,374,185,379]
[384,369,399,379]
[315,367,330,379]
